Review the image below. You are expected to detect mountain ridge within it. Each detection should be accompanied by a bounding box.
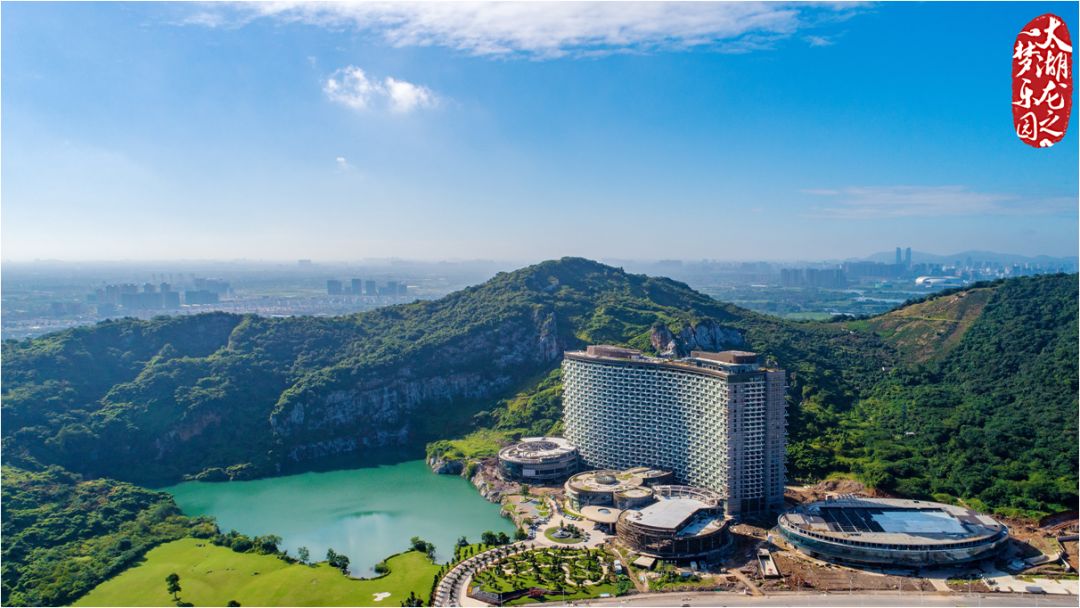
[1,258,1074,519]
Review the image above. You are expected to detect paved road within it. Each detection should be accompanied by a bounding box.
[540,591,1077,607]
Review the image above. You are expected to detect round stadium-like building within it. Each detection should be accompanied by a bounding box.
[497,437,579,482]
[778,497,1009,567]
[616,485,731,561]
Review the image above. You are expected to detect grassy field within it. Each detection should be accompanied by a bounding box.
[845,286,993,362]
[75,538,440,607]
[437,428,513,460]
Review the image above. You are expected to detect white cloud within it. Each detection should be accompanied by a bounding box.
[335,156,352,171]
[803,185,1076,219]
[805,35,834,47]
[384,77,437,113]
[323,66,438,113]
[176,10,232,28]
[182,2,861,58]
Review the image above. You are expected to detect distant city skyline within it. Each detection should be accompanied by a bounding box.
[2,2,1078,261]
[3,247,1076,267]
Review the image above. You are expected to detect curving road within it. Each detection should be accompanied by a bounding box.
[535,590,1077,607]
[433,543,529,607]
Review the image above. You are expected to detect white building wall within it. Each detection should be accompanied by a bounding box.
[562,355,786,517]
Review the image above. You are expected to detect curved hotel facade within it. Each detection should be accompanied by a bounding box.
[562,345,787,517]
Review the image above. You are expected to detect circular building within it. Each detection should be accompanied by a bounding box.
[778,497,1009,567]
[616,485,730,561]
[497,437,579,483]
[565,469,643,509]
[615,487,655,510]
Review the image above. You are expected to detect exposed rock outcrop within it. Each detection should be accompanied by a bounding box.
[268,307,565,464]
[469,458,518,503]
[649,320,746,357]
[428,454,464,475]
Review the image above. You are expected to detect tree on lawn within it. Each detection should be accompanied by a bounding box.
[326,548,351,573]
[165,573,181,601]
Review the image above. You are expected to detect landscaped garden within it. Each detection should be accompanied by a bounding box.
[469,546,630,605]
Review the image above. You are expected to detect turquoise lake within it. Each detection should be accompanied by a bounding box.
[164,460,514,576]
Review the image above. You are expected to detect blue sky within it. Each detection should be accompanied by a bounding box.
[2,1,1078,262]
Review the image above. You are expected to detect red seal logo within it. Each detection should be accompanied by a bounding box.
[1012,14,1073,148]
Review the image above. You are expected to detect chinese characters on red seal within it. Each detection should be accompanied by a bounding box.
[1012,14,1073,148]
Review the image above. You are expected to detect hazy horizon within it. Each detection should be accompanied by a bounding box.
[3,247,1077,268]
[3,2,1078,262]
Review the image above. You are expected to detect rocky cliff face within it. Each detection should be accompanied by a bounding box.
[268,308,564,464]
[649,320,746,357]
[427,454,464,475]
[469,458,517,503]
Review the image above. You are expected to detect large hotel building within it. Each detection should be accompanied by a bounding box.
[562,345,787,517]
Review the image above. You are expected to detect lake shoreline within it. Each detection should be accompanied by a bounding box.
[163,459,515,576]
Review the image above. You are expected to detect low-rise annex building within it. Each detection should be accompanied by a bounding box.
[778,497,1010,567]
[616,485,731,561]
[497,436,579,482]
[564,467,674,510]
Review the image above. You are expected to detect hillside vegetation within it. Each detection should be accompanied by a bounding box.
[3,261,1074,515]
[847,286,994,362]
[0,466,214,606]
[4,258,881,485]
[1,259,1076,605]
[840,275,1078,516]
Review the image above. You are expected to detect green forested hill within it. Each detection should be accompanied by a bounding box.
[837,274,1079,516]
[1,466,213,606]
[2,260,1076,517]
[1,258,886,485]
[1,259,1076,606]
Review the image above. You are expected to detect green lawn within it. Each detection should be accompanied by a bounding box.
[429,429,512,461]
[75,538,440,607]
[543,527,583,544]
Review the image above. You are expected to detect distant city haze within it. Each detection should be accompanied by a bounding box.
[2,2,1077,261]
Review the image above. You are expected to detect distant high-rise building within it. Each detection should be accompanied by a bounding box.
[121,291,163,310]
[184,290,219,305]
[326,279,343,295]
[194,278,230,295]
[364,280,377,296]
[563,346,787,517]
[895,247,903,266]
[160,283,180,308]
[385,281,399,295]
[162,290,181,309]
[780,268,845,289]
[351,278,363,295]
[780,268,802,287]
[905,247,912,268]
